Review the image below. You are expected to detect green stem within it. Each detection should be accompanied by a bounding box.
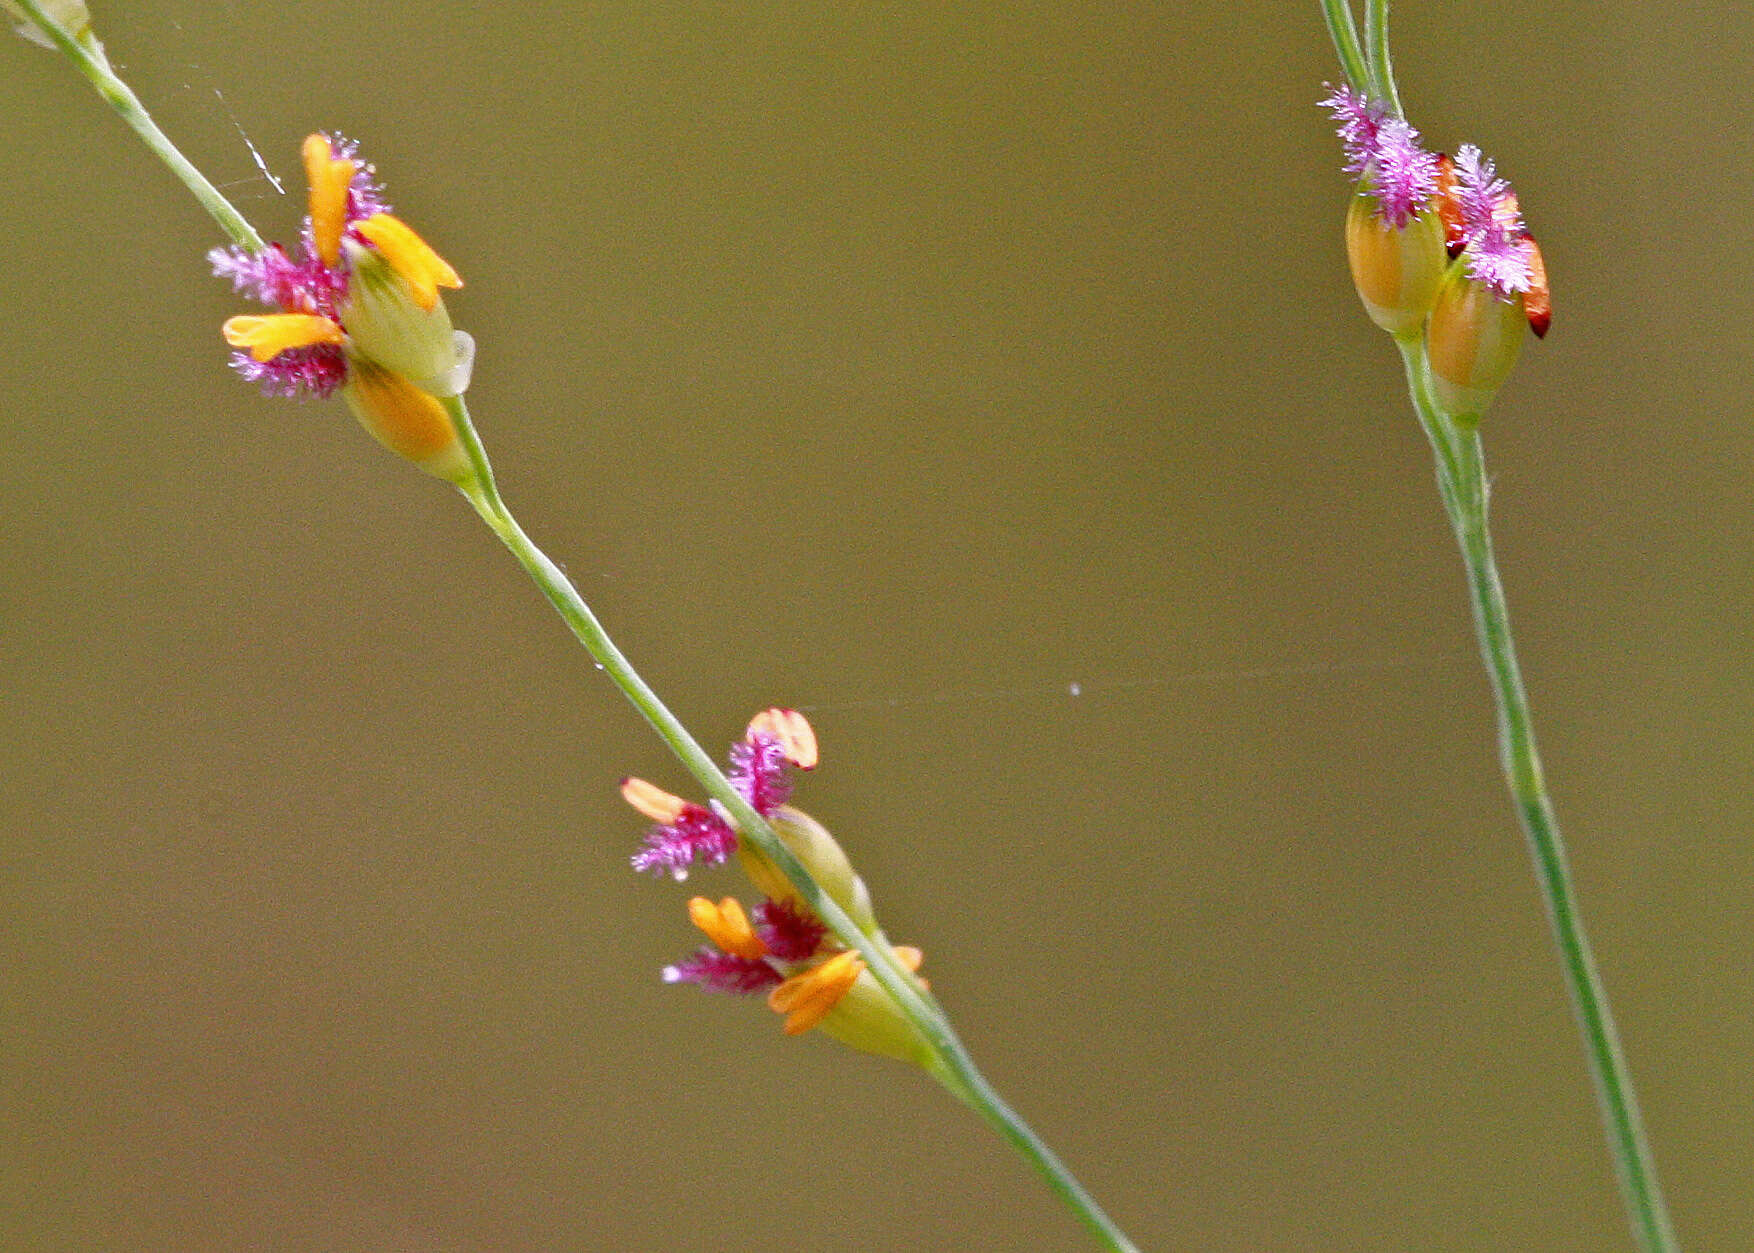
[13,0,263,251]
[1362,0,1403,116]
[1319,0,1370,92]
[439,399,1140,1252]
[1395,373,1678,1251]
[1395,337,1463,517]
[1442,424,1677,1253]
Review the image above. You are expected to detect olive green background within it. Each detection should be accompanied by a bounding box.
[4,3,1751,1249]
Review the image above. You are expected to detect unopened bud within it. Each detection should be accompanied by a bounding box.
[342,359,473,483]
[1345,188,1447,337]
[738,805,877,935]
[341,224,471,397]
[1425,266,1528,423]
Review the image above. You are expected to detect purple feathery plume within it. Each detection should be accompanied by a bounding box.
[207,132,394,398]
[727,733,795,817]
[1449,144,1534,297]
[630,804,740,879]
[753,898,829,961]
[1321,84,1440,229]
[662,949,783,993]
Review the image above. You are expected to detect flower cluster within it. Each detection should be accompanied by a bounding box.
[210,135,475,480]
[1323,85,1550,418]
[626,707,812,879]
[624,710,931,1064]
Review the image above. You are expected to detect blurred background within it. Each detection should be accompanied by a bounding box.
[3,3,1750,1249]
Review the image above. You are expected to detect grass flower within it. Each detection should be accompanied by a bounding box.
[211,134,474,479]
[1314,15,1670,1244]
[1322,85,1447,336]
[1442,144,1552,335]
[626,711,931,1065]
[1426,144,1551,420]
[1321,84,1440,228]
[625,708,815,879]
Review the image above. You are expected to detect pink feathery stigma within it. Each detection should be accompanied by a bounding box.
[627,723,807,878]
[728,734,795,816]
[209,133,396,397]
[1321,84,1384,175]
[1321,84,1439,228]
[630,805,740,878]
[227,344,348,399]
[321,131,393,220]
[208,243,334,312]
[662,949,782,994]
[1450,143,1534,296]
[753,898,828,961]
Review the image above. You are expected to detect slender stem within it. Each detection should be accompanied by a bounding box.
[438,401,1142,1251]
[1394,352,1679,1250]
[13,0,263,252]
[1432,423,1678,1252]
[1362,0,1403,117]
[1395,337,1464,518]
[1319,0,1370,92]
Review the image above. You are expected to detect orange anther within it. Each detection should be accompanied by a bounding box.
[1521,237,1551,339]
[221,312,345,361]
[686,896,768,960]
[768,950,863,1034]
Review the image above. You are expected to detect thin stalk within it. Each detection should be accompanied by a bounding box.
[1319,0,1370,92]
[13,0,263,252]
[1433,422,1678,1253]
[1335,10,1676,1240]
[441,397,1140,1253]
[1362,0,1403,117]
[1395,348,1678,1250]
[1395,336,1463,514]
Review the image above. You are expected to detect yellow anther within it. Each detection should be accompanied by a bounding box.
[355,213,461,312]
[221,313,345,362]
[302,134,356,270]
